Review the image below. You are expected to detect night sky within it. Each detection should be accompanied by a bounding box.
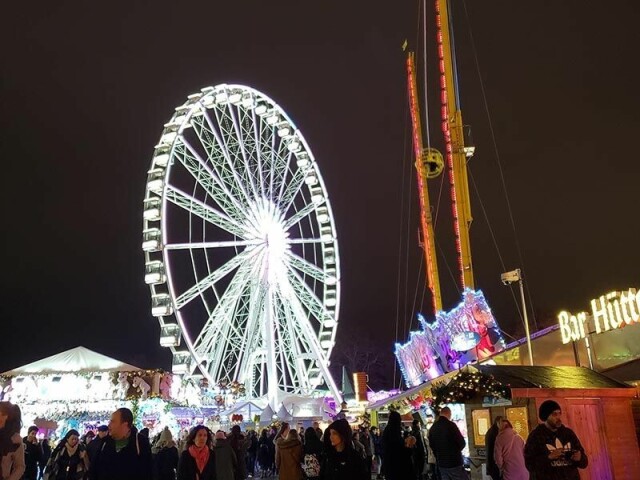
[2,1,639,388]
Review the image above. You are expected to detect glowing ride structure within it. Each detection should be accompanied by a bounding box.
[396,0,506,386]
[142,84,342,407]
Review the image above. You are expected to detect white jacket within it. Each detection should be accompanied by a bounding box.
[1,433,25,480]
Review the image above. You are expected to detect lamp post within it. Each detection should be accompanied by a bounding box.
[501,268,533,366]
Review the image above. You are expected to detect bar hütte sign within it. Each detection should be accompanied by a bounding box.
[558,288,640,344]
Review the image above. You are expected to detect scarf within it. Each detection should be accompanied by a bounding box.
[188,445,210,474]
[65,442,79,458]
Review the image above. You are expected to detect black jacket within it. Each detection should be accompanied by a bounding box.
[524,424,587,480]
[380,430,412,480]
[23,438,42,479]
[155,445,179,480]
[427,416,465,468]
[320,448,369,480]
[92,428,153,480]
[87,437,106,468]
[484,424,500,479]
[177,449,216,480]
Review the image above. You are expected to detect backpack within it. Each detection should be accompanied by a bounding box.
[302,453,321,478]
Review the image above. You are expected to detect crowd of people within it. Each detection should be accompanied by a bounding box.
[1,399,588,480]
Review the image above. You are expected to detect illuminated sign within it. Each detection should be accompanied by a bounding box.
[395,290,506,387]
[558,288,640,344]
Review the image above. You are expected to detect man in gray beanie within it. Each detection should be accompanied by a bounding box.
[523,400,588,479]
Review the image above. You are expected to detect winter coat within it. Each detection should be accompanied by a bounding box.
[494,428,528,480]
[155,445,179,480]
[381,430,413,480]
[275,438,303,480]
[23,438,43,480]
[213,439,236,480]
[427,416,465,468]
[524,424,587,480]
[86,437,105,469]
[0,433,25,480]
[177,448,215,480]
[47,444,89,480]
[484,423,500,479]
[320,448,369,480]
[91,428,153,480]
[256,437,272,469]
[227,432,248,480]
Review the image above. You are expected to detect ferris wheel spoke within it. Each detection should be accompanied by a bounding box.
[286,238,324,245]
[251,109,266,198]
[277,294,311,391]
[285,251,329,284]
[271,141,293,202]
[205,108,256,206]
[282,202,319,231]
[285,267,332,324]
[165,239,262,250]
[175,248,260,310]
[233,284,266,382]
[175,139,248,223]
[227,103,261,199]
[165,185,248,239]
[278,167,307,212]
[192,112,254,208]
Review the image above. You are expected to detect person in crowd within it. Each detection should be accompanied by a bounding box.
[320,418,368,480]
[214,430,237,480]
[23,426,43,480]
[382,411,413,480]
[245,430,257,478]
[494,419,527,480]
[139,428,150,440]
[275,429,303,480]
[352,432,366,459]
[484,416,502,480]
[411,420,426,480]
[312,422,323,440]
[177,426,215,480]
[267,427,277,474]
[302,427,323,480]
[153,427,179,480]
[177,430,189,454]
[40,438,52,480]
[91,407,152,480]
[524,400,587,480]
[0,401,25,480]
[358,427,373,476]
[256,429,271,478]
[428,407,467,480]
[422,424,437,480]
[228,425,248,480]
[44,429,89,480]
[82,432,95,448]
[86,426,107,471]
[369,426,383,479]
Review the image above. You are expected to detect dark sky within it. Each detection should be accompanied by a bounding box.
[2,1,639,387]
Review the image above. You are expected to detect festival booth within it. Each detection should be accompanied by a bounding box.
[369,364,640,480]
[0,346,197,438]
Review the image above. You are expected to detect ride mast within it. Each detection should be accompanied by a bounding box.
[436,0,475,290]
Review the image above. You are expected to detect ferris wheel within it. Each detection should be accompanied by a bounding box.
[142,84,342,404]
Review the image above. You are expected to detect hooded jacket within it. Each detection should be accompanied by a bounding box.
[320,420,369,480]
[213,439,236,480]
[524,424,587,480]
[91,427,153,480]
[494,428,528,480]
[1,433,25,480]
[275,437,303,480]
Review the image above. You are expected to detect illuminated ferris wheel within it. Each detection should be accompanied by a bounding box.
[142,84,342,404]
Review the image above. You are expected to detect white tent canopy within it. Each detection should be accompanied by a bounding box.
[2,346,143,375]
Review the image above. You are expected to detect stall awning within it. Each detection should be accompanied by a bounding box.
[475,365,630,389]
[2,346,143,375]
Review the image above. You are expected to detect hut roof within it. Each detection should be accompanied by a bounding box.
[476,365,630,389]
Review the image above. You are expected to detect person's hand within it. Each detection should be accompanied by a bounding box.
[570,450,582,462]
[548,449,564,460]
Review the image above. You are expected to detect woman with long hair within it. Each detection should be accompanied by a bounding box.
[275,429,303,480]
[302,427,323,480]
[153,427,179,480]
[0,401,25,480]
[320,419,368,480]
[177,426,216,480]
[494,419,528,480]
[44,429,89,480]
[381,411,413,480]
